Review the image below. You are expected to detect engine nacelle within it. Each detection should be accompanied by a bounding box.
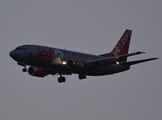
[66,59,86,69]
[28,66,47,77]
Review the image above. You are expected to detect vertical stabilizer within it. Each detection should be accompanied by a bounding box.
[100,29,132,62]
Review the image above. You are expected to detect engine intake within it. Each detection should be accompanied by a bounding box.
[66,59,86,69]
[28,66,47,77]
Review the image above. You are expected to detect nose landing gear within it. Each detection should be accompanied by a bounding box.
[22,67,27,72]
[17,62,27,72]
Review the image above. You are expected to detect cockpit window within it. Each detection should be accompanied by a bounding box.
[22,48,26,50]
[16,47,20,50]
[16,47,26,50]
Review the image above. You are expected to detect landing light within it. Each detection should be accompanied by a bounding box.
[62,61,67,65]
[116,61,119,65]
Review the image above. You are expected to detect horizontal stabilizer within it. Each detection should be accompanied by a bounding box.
[86,51,145,66]
[122,58,159,66]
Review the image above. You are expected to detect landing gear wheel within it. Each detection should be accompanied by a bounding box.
[78,74,82,79]
[58,77,62,83]
[58,77,66,83]
[22,67,27,72]
[61,77,66,82]
[78,74,86,80]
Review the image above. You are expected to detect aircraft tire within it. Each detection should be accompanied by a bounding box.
[22,68,27,72]
[62,77,66,82]
[58,77,66,83]
[78,74,86,80]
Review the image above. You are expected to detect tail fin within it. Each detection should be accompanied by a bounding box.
[100,29,132,61]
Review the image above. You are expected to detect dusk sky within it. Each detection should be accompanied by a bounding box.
[0,0,162,120]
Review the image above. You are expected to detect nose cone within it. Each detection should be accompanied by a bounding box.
[9,50,25,62]
[9,50,15,58]
[9,50,18,61]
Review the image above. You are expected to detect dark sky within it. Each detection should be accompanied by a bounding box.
[0,0,162,120]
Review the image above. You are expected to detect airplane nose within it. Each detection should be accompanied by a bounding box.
[9,50,20,61]
[9,50,15,58]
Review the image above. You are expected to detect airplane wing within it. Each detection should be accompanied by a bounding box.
[86,51,157,66]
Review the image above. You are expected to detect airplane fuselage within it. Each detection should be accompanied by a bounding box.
[10,30,157,83]
[10,45,130,76]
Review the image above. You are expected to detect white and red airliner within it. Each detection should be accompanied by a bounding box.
[9,29,158,83]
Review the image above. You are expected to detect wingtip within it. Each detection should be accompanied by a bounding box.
[141,51,146,54]
[136,51,146,54]
[150,57,159,61]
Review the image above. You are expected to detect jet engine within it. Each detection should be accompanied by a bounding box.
[66,59,86,69]
[28,66,47,77]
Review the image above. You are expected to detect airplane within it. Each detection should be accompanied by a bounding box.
[9,29,158,83]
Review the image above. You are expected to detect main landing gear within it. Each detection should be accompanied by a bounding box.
[57,74,86,83]
[78,74,86,80]
[58,74,66,83]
